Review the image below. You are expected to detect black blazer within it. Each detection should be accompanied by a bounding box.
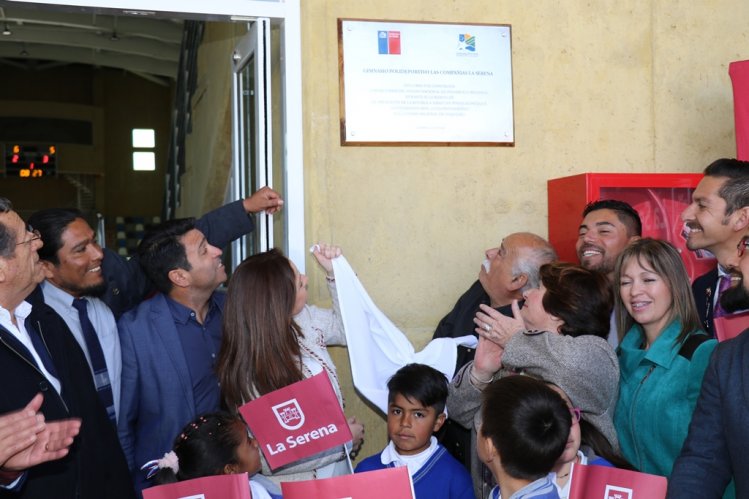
[0,299,135,499]
[692,267,719,337]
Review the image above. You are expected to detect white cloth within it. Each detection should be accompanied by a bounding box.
[42,281,121,418]
[0,301,61,394]
[331,256,477,413]
[380,436,440,477]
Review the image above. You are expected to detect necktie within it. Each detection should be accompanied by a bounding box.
[72,298,116,423]
[713,274,733,318]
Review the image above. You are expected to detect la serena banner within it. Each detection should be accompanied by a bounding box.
[239,372,352,470]
[282,467,414,499]
[569,463,667,499]
[142,473,251,499]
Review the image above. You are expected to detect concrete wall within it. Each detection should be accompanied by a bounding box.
[181,0,749,461]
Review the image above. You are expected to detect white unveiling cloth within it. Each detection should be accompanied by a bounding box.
[331,256,477,413]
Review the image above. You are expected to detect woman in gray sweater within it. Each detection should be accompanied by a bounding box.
[446,263,620,498]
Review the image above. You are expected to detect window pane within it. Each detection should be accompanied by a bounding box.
[132,152,155,171]
[132,128,155,148]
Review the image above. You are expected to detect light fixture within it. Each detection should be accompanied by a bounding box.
[2,23,11,36]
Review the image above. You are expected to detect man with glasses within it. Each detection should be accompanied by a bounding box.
[681,158,749,335]
[0,197,135,499]
[667,234,749,498]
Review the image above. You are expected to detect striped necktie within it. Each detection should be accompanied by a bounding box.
[72,297,116,423]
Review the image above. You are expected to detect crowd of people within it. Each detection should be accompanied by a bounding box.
[1,158,748,499]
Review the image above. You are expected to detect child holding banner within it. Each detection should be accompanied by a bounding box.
[217,245,364,485]
[478,376,571,499]
[144,412,279,498]
[355,364,474,499]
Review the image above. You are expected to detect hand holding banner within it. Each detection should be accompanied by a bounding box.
[239,372,352,470]
[569,464,667,499]
[281,466,414,499]
[142,473,251,499]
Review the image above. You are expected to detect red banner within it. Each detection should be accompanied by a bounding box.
[569,464,667,499]
[281,467,414,499]
[239,372,352,470]
[142,473,251,499]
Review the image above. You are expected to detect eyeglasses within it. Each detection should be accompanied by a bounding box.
[570,407,582,425]
[737,236,749,258]
[15,224,41,247]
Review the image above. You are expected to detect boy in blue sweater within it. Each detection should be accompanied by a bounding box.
[355,363,474,499]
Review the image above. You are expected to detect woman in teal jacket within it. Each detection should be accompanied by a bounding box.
[613,238,716,477]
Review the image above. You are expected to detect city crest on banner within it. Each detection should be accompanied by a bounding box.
[281,466,414,499]
[568,464,667,499]
[142,473,251,499]
[239,372,352,470]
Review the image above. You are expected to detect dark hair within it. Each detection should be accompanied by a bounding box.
[387,363,448,414]
[540,262,612,339]
[582,199,642,237]
[137,218,196,294]
[0,197,15,257]
[614,238,703,344]
[480,376,570,481]
[153,412,245,485]
[218,248,304,407]
[27,208,84,264]
[703,158,749,216]
[578,419,635,470]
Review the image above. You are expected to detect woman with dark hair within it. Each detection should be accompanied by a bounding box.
[447,262,620,498]
[613,238,716,477]
[216,245,363,486]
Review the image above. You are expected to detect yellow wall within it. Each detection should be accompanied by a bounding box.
[297,0,749,460]
[178,23,248,217]
[181,1,749,461]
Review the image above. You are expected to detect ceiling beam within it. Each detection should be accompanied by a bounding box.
[0,23,179,61]
[0,43,177,77]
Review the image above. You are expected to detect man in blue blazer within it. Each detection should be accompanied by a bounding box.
[117,218,232,495]
[667,234,749,498]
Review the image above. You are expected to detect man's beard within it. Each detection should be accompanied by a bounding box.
[720,280,749,312]
[67,279,108,298]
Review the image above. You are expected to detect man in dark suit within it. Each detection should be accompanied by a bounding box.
[0,197,135,499]
[117,218,229,495]
[667,233,749,498]
[681,158,749,336]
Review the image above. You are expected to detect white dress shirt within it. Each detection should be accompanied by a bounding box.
[0,301,61,394]
[41,281,121,419]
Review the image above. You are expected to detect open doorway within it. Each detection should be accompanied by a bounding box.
[0,0,305,270]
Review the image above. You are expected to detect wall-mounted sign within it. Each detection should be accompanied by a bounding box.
[4,144,57,178]
[339,19,514,146]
